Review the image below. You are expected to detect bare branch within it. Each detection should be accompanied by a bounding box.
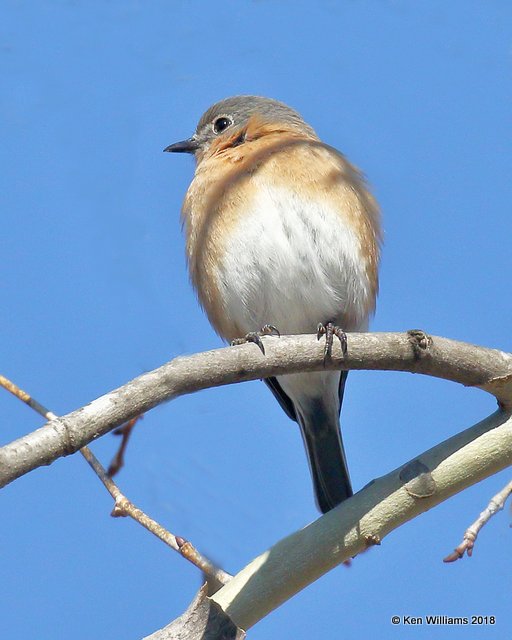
[0,376,231,585]
[205,410,512,631]
[444,477,512,562]
[107,415,142,477]
[79,445,231,584]
[143,584,245,640]
[1,332,511,489]
[3,334,512,637]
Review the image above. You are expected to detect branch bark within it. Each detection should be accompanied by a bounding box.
[154,409,512,634]
[0,375,231,583]
[1,332,512,489]
[2,332,512,638]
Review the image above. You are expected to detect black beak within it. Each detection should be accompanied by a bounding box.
[163,137,199,154]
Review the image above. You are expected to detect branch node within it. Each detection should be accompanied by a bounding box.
[143,584,245,640]
[400,459,437,498]
[443,529,477,563]
[444,477,512,562]
[111,497,129,518]
[52,418,77,457]
[364,533,381,547]
[178,540,196,560]
[407,329,433,359]
[175,535,187,548]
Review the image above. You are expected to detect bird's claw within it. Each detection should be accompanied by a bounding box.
[317,322,347,361]
[231,324,280,354]
[260,324,280,337]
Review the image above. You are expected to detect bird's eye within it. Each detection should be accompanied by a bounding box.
[213,116,232,134]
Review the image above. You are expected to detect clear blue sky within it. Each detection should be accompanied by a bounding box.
[1,2,511,638]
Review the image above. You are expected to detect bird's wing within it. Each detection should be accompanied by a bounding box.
[264,370,348,423]
[264,376,298,422]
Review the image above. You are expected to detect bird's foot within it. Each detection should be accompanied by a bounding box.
[317,322,347,361]
[231,324,280,354]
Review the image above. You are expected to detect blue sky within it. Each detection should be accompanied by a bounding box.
[1,1,511,638]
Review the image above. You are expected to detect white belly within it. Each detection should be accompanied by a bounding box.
[215,184,372,335]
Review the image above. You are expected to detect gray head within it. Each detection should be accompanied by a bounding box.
[164,95,316,157]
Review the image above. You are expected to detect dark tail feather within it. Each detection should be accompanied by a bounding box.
[298,394,352,513]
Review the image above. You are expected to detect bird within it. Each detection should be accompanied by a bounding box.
[165,95,381,513]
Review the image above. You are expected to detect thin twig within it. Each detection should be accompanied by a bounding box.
[0,374,59,421]
[443,478,512,562]
[108,415,142,477]
[0,374,232,585]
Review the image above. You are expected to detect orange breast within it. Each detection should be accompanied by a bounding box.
[181,124,381,340]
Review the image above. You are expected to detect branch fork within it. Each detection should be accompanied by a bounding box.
[2,332,512,636]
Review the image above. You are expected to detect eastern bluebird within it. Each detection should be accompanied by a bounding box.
[165,96,381,513]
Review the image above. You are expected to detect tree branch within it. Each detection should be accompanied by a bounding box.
[0,375,231,584]
[444,477,512,562]
[3,333,512,638]
[1,332,511,490]
[204,409,511,630]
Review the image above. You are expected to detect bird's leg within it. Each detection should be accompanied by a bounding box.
[317,321,347,361]
[231,324,280,354]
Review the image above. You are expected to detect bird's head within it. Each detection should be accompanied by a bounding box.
[164,95,317,163]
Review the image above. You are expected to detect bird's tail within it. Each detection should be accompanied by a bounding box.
[297,394,352,514]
